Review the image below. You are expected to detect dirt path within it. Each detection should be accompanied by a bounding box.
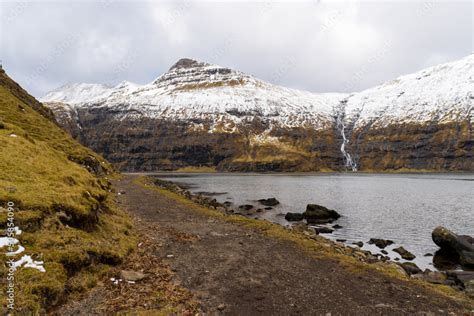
[57,174,471,315]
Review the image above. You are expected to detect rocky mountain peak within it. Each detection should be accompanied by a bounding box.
[169,58,211,71]
[152,58,248,88]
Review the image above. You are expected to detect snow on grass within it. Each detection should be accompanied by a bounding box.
[12,255,45,272]
[0,236,18,248]
[1,227,45,272]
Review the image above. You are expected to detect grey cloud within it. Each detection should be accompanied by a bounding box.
[0,0,472,97]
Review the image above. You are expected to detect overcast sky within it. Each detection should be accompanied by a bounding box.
[0,0,472,97]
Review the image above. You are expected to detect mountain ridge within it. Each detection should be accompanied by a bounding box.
[41,55,473,172]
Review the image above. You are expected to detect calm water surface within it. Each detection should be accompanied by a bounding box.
[152,173,474,270]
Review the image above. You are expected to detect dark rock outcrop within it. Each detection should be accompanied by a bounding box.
[46,104,474,172]
[303,204,341,224]
[346,122,473,171]
[285,213,304,222]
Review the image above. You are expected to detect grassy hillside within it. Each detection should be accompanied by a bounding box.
[0,69,136,313]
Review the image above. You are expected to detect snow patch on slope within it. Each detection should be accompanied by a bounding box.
[42,83,113,104]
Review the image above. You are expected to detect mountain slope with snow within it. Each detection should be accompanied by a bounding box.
[344,54,473,128]
[42,58,345,130]
[41,56,473,172]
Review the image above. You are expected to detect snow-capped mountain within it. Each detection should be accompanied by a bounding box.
[41,56,473,172]
[43,58,344,131]
[344,55,473,128]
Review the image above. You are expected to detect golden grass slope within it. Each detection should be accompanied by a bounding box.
[0,70,136,313]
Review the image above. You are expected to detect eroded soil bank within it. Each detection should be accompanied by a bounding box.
[55,174,473,315]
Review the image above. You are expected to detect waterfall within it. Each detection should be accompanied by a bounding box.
[335,101,357,172]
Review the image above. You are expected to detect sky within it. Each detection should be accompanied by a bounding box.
[0,0,472,97]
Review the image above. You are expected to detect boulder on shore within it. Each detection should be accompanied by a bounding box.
[258,198,280,206]
[445,270,474,294]
[445,270,474,285]
[411,270,446,284]
[285,212,304,221]
[432,226,474,268]
[303,204,341,224]
[398,262,422,275]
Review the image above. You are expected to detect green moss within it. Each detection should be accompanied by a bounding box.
[0,74,136,313]
[65,264,110,294]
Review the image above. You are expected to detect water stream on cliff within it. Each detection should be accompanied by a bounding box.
[153,173,474,270]
[335,101,357,171]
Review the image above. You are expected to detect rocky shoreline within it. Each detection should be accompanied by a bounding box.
[147,176,473,299]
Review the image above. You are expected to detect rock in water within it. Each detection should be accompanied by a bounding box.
[432,226,474,250]
[257,198,280,206]
[432,226,474,268]
[368,238,394,249]
[238,204,254,211]
[285,212,304,221]
[303,204,341,224]
[314,226,334,234]
[393,246,416,260]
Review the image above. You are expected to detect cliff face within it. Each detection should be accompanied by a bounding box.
[55,110,343,172]
[348,122,472,171]
[42,56,473,172]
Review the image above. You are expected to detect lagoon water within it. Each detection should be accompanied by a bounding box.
[154,173,474,270]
